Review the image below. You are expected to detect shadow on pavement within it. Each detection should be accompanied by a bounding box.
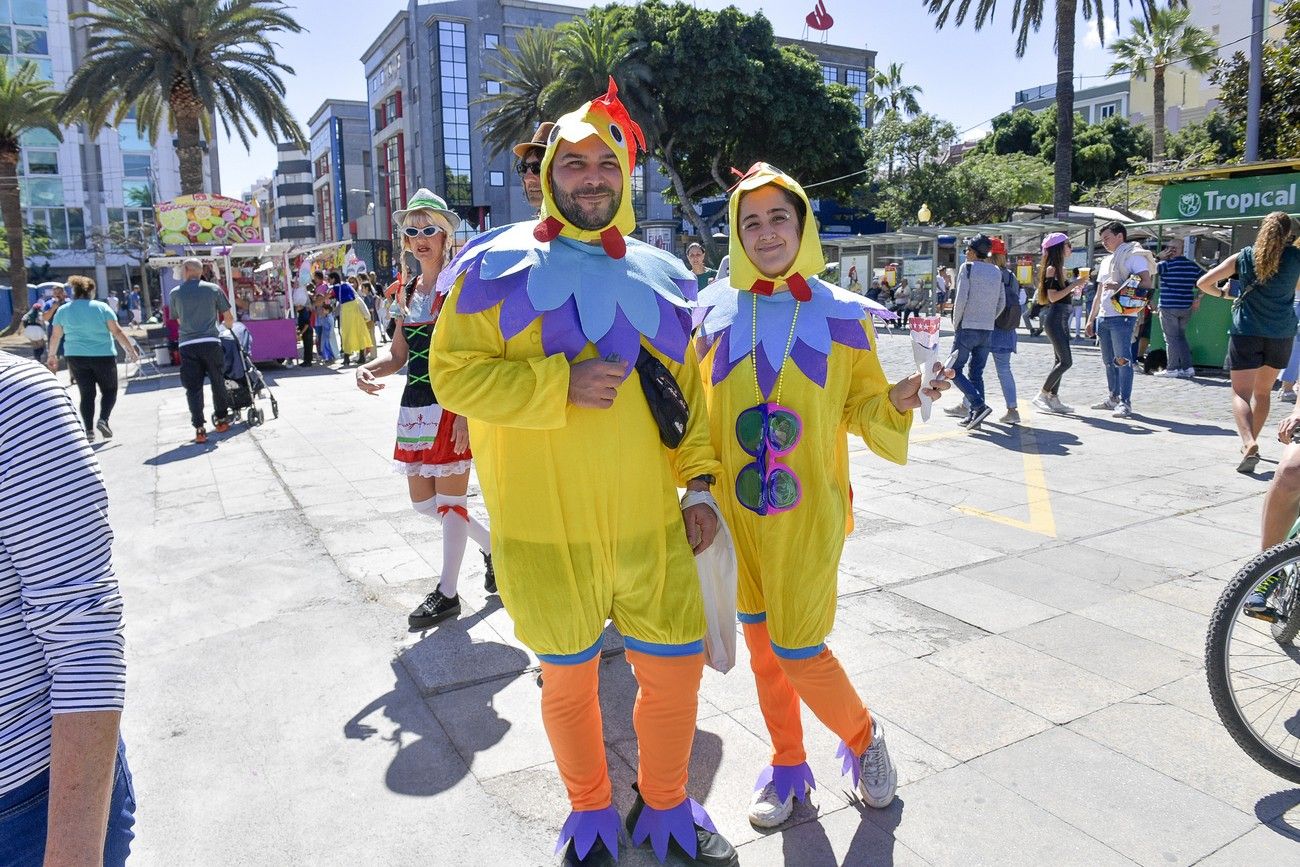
[1256,788,1300,840]
[143,427,246,465]
[1131,415,1236,438]
[1072,416,1158,435]
[124,372,183,394]
[966,425,1082,457]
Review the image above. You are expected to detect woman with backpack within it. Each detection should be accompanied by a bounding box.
[1198,211,1300,473]
[1032,233,1085,415]
[946,238,1023,424]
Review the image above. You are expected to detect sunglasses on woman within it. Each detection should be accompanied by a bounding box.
[735,402,803,515]
[402,225,445,237]
[515,161,542,176]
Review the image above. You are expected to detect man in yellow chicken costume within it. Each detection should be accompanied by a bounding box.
[695,163,950,829]
[430,81,737,867]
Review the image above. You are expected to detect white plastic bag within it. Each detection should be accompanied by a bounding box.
[681,490,738,673]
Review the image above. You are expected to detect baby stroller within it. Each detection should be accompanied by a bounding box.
[219,324,278,426]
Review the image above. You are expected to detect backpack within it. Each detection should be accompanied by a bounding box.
[21,305,42,328]
[993,268,1022,331]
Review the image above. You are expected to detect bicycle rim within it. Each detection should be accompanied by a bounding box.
[1217,553,1300,776]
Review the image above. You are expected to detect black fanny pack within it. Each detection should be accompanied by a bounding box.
[635,346,688,448]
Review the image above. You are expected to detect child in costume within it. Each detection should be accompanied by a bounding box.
[355,190,495,629]
[429,81,737,867]
[695,164,950,829]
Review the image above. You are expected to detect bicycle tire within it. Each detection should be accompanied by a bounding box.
[1206,540,1300,784]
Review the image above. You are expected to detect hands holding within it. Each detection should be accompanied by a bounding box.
[889,361,955,413]
[681,500,718,555]
[451,415,470,453]
[1278,413,1300,445]
[568,358,627,409]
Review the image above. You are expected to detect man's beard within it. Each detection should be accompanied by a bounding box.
[553,183,621,231]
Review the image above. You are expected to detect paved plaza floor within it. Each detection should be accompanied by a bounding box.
[75,326,1300,865]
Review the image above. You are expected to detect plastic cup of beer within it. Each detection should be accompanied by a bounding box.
[1079,267,1092,280]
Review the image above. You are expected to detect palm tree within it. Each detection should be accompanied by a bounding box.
[1107,7,1217,161]
[60,0,304,195]
[0,61,63,336]
[925,0,1177,215]
[866,62,923,121]
[548,15,652,123]
[477,28,565,163]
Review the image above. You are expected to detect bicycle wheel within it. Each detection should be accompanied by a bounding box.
[1206,540,1300,783]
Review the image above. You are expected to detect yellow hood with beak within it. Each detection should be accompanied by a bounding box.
[727,163,823,301]
[534,78,644,258]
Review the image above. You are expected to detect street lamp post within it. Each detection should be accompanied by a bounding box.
[917,204,935,314]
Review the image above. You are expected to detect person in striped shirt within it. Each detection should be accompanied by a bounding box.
[0,350,134,864]
[1156,242,1204,378]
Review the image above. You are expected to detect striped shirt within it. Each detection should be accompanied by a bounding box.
[1157,256,1203,310]
[0,351,126,795]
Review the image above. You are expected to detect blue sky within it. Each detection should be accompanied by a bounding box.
[218,0,1129,197]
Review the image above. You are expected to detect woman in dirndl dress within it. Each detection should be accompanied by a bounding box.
[355,189,494,629]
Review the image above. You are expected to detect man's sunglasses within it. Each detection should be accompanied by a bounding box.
[402,225,445,237]
[515,161,542,176]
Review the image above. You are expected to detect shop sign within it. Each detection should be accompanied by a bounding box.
[1158,173,1300,221]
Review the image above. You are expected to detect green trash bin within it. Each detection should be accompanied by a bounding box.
[1148,291,1233,370]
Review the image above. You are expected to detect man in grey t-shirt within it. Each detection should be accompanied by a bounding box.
[169,258,234,442]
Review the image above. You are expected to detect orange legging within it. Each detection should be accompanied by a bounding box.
[539,649,704,811]
[743,620,873,763]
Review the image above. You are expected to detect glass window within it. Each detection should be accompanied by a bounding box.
[67,207,84,249]
[845,68,869,127]
[20,127,57,147]
[11,0,46,27]
[119,121,152,152]
[21,177,61,207]
[25,149,56,174]
[489,171,504,187]
[486,80,500,95]
[822,65,838,86]
[7,56,50,79]
[1099,102,1118,119]
[15,28,46,55]
[123,154,150,177]
[123,180,153,208]
[0,29,11,55]
[484,34,498,49]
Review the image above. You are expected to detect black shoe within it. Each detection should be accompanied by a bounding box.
[408,590,460,629]
[559,836,616,866]
[96,419,113,439]
[625,788,738,867]
[483,551,497,594]
[964,405,993,431]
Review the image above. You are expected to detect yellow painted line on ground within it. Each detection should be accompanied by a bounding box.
[954,422,1057,537]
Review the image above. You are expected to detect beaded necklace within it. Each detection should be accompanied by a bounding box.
[751,292,801,405]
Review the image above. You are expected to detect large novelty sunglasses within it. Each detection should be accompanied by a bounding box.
[735,402,803,516]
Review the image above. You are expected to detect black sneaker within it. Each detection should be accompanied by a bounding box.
[559,836,616,866]
[96,419,113,439]
[483,551,497,594]
[1245,574,1282,622]
[408,590,460,629]
[85,426,96,443]
[964,404,993,431]
[625,788,737,867]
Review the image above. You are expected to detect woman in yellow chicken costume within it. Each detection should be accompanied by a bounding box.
[430,81,737,867]
[696,164,948,829]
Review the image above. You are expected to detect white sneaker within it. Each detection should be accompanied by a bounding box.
[748,781,797,828]
[943,400,970,418]
[1283,391,1298,404]
[858,722,898,808]
[1047,394,1072,414]
[1179,368,1196,378]
[999,408,1020,425]
[1091,397,1118,410]
[1156,369,1180,378]
[1113,402,1132,418]
[1031,395,1054,413]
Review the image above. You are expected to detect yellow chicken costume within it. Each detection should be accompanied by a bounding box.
[430,81,733,865]
[695,164,911,812]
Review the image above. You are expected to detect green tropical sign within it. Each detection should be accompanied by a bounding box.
[1158,172,1300,221]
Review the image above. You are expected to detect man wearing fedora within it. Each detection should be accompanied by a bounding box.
[512,121,554,212]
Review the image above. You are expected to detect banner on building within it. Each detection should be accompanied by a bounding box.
[156,194,264,246]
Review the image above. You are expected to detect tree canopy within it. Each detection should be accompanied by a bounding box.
[1212,0,1300,161]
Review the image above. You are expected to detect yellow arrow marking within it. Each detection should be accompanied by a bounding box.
[954,422,1057,537]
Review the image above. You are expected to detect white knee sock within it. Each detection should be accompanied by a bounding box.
[432,494,469,598]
